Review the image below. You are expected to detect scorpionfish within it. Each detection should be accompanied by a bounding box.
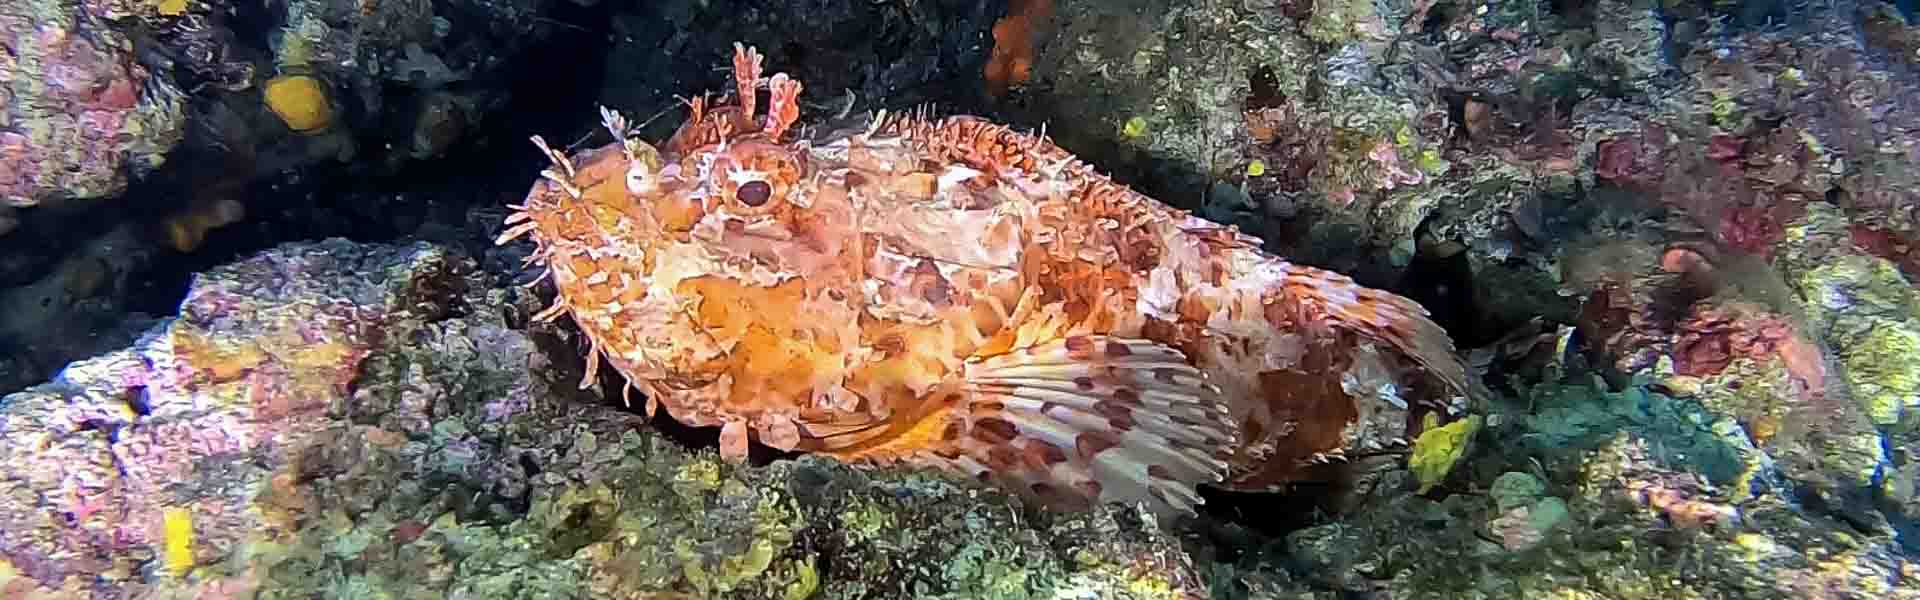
[498,42,1478,518]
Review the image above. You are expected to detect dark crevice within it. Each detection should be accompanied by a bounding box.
[1419,1,1462,38]
[118,0,616,319]
[1199,483,1343,538]
[1396,249,1486,348]
[1550,0,1600,27]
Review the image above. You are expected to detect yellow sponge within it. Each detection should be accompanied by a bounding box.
[1409,414,1481,494]
[162,506,195,576]
[263,74,332,133]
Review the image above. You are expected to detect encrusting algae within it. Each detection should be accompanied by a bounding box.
[497,42,1483,519]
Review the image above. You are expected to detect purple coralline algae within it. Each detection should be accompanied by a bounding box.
[0,0,187,227]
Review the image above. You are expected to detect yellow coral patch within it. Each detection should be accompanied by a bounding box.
[169,326,267,384]
[781,558,819,600]
[162,507,195,576]
[263,75,333,133]
[285,339,358,372]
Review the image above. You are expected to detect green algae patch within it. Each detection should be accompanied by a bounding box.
[1410,414,1482,493]
[780,558,820,600]
[680,536,780,595]
[1302,0,1381,45]
[1838,319,1920,427]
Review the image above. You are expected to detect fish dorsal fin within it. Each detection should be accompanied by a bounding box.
[931,335,1238,519]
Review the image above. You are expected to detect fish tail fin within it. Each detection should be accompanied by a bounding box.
[1279,262,1478,407]
[892,335,1238,520]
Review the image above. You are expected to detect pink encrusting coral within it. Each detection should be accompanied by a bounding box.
[1592,128,1669,192]
[0,241,452,593]
[1714,201,1789,257]
[0,0,185,217]
[1850,224,1920,282]
[1671,301,1825,393]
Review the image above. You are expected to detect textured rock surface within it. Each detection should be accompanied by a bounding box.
[1205,374,1918,599]
[0,239,464,594]
[0,0,188,215]
[998,0,1920,571]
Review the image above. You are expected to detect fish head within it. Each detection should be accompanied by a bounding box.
[629,129,863,288]
[535,121,870,440]
[501,45,905,455]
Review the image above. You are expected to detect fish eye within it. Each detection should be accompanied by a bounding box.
[737,181,772,206]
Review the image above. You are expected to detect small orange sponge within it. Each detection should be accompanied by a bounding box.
[985,0,1052,98]
[263,74,332,133]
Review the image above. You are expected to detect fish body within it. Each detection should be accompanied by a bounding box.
[500,43,1477,518]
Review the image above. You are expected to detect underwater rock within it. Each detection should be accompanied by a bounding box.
[0,239,465,595]
[1559,217,1898,540]
[0,0,187,216]
[0,0,597,391]
[1220,376,1915,599]
[998,0,1452,284]
[256,0,564,170]
[2,0,1919,597]
[0,238,1209,598]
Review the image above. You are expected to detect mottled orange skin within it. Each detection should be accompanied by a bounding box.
[500,43,1476,516]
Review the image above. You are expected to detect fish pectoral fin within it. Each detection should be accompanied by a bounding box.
[922,335,1239,520]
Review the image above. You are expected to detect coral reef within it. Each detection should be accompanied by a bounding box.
[0,0,188,213]
[996,0,1920,346]
[994,0,1920,568]
[3,0,1920,597]
[1208,374,1915,599]
[0,239,464,594]
[996,0,1453,284]
[0,0,583,391]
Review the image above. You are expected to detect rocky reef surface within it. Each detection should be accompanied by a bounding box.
[2,0,1920,598]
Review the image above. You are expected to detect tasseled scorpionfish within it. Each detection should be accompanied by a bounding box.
[498,42,1478,518]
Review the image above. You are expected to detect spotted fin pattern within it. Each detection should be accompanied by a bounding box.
[914,335,1236,519]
